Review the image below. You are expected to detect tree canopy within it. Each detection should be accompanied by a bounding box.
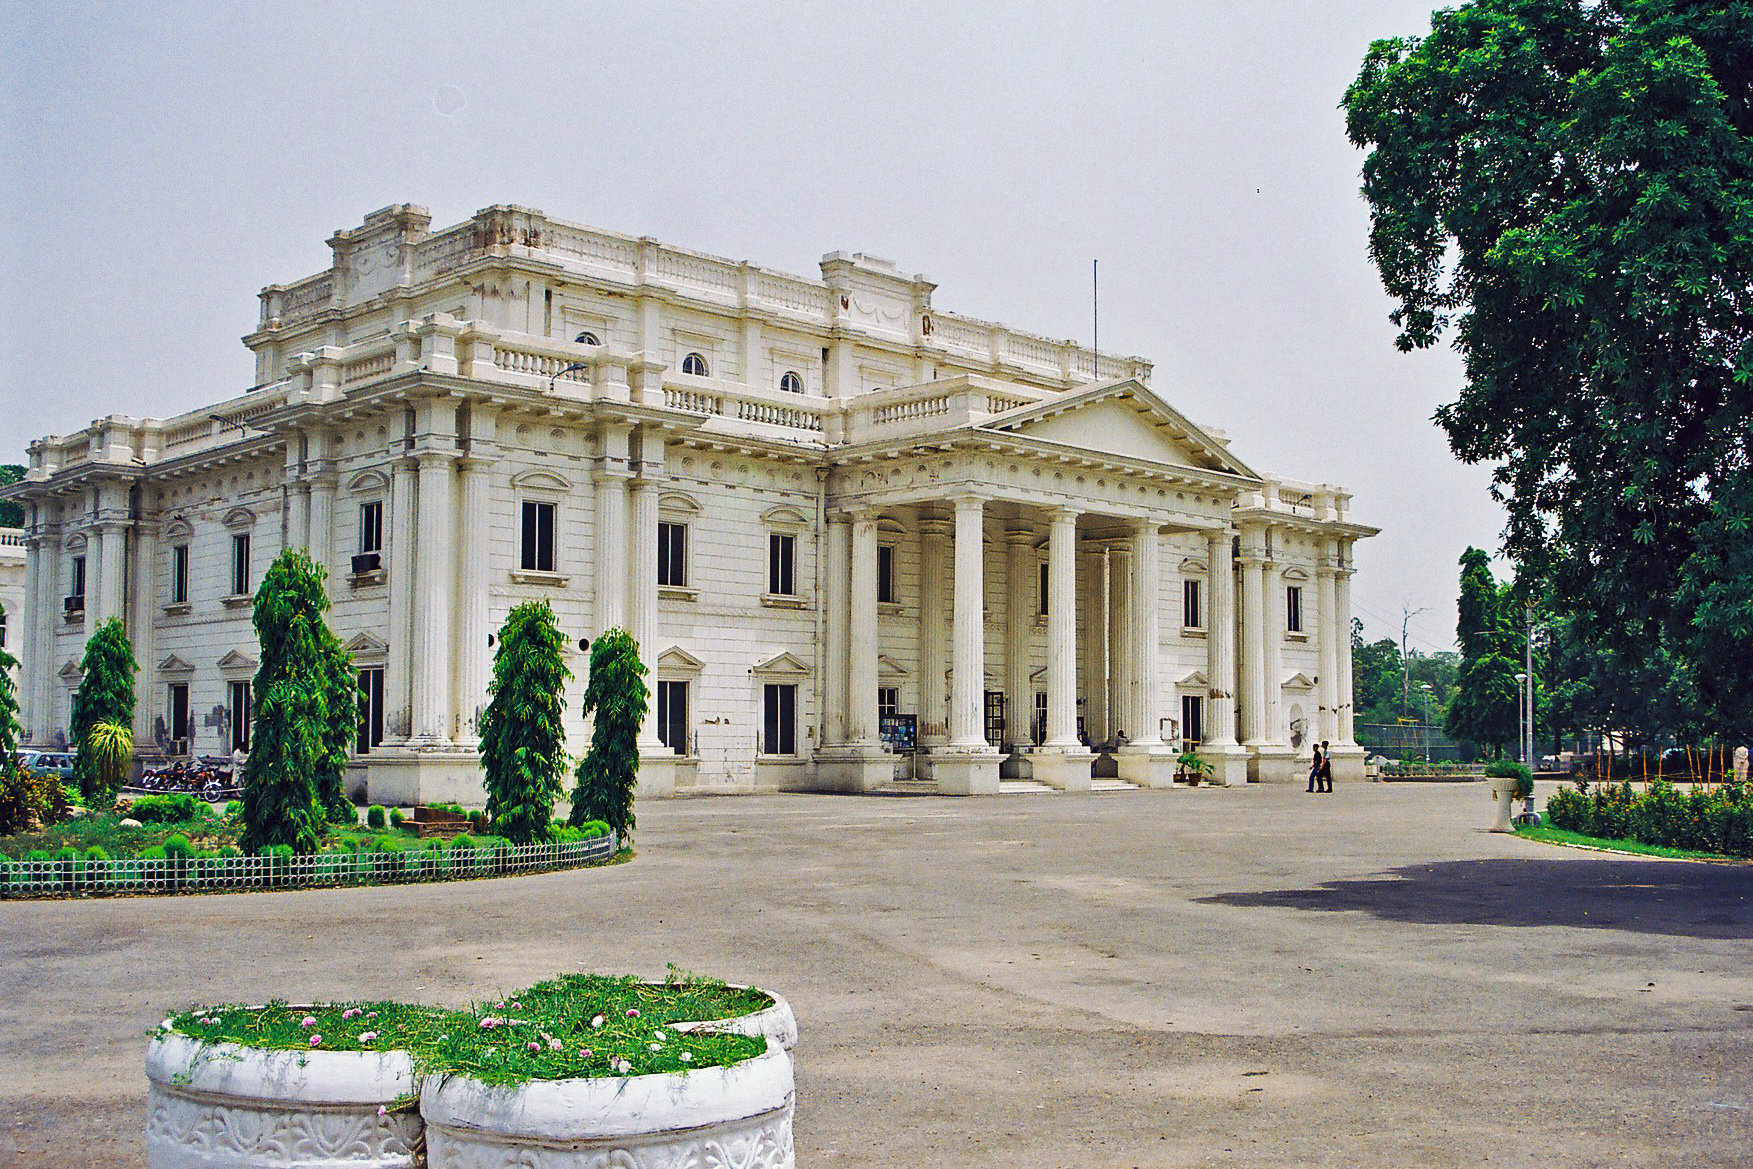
[1445,548,1524,755]
[480,600,573,844]
[1344,0,1753,738]
[0,466,23,528]
[569,628,646,843]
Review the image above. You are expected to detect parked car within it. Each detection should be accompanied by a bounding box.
[19,751,76,783]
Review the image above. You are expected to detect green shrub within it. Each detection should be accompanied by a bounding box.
[450,833,477,852]
[374,835,401,853]
[468,809,490,834]
[160,834,194,861]
[1484,760,1534,800]
[389,807,406,827]
[224,800,244,819]
[217,845,242,859]
[23,849,51,863]
[53,846,79,863]
[0,767,59,834]
[1542,779,1753,858]
[139,846,167,861]
[84,846,109,863]
[131,792,207,824]
[367,805,387,829]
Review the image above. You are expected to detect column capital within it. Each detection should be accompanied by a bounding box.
[1048,506,1081,526]
[918,517,952,538]
[949,492,988,512]
[1129,516,1161,535]
[1004,527,1036,545]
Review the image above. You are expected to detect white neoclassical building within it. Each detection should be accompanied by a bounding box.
[2,203,1375,801]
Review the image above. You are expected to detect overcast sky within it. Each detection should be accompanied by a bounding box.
[0,0,1507,654]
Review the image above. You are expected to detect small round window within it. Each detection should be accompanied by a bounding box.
[682,352,709,377]
[780,371,803,394]
[575,331,601,346]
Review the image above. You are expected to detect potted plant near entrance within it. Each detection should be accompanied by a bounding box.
[1176,751,1212,786]
[1484,760,1534,831]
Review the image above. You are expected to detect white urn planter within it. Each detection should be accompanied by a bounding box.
[420,1039,795,1169]
[145,1031,423,1169]
[671,986,798,1051]
[1489,775,1518,832]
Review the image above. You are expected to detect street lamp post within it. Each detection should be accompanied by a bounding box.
[1420,683,1434,763]
[1514,672,1529,765]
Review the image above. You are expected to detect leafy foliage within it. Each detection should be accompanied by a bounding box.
[569,628,646,842]
[0,638,20,772]
[70,618,136,803]
[240,551,353,855]
[479,601,573,844]
[84,721,133,797]
[1545,777,1753,856]
[1344,0,1753,739]
[0,465,22,527]
[1444,549,1522,755]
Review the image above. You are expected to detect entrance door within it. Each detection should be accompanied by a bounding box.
[983,691,1006,748]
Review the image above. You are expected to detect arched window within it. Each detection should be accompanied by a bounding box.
[681,352,709,377]
[779,371,803,394]
[574,331,601,346]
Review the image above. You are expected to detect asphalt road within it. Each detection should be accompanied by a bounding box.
[2,781,1749,1168]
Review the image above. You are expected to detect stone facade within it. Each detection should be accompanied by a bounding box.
[0,203,1376,801]
[0,528,23,689]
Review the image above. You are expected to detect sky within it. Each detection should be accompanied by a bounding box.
[0,0,1507,655]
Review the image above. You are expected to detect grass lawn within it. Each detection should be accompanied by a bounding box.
[1513,822,1748,863]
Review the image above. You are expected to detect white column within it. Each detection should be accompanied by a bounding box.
[917,518,949,744]
[387,458,418,741]
[308,474,336,574]
[628,477,662,750]
[1266,562,1285,744]
[130,522,158,745]
[17,533,39,741]
[847,511,880,747]
[1316,547,1339,744]
[822,515,850,747]
[94,521,127,628]
[1335,547,1356,746]
[287,482,310,551]
[1108,546,1130,740]
[30,521,59,742]
[1238,526,1269,746]
[593,472,628,632]
[1205,528,1239,747]
[456,456,493,738]
[1004,528,1034,750]
[1127,520,1164,748]
[1081,546,1107,745]
[1045,509,1081,748]
[948,496,988,748]
[410,452,456,742]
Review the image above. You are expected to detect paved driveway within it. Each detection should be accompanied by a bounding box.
[2,782,1749,1167]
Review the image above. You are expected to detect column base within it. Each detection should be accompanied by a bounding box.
[1031,748,1093,792]
[1246,745,1305,785]
[363,747,485,807]
[810,747,896,794]
[635,753,681,798]
[928,750,1002,796]
[1326,744,1367,785]
[1199,744,1252,787]
[1116,745,1177,788]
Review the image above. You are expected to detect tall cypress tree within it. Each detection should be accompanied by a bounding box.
[569,628,647,843]
[479,601,572,844]
[0,636,21,771]
[240,550,351,854]
[70,618,136,803]
[1446,547,1520,757]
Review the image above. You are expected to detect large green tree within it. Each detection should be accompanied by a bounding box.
[479,601,572,844]
[568,628,646,843]
[1446,548,1522,755]
[70,617,136,802]
[1344,0,1753,738]
[0,466,23,528]
[0,639,21,770]
[240,551,353,854]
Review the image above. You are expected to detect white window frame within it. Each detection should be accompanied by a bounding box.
[681,351,710,377]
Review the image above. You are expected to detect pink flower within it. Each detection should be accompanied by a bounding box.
[377,1106,388,1118]
[527,1041,541,1052]
[548,1039,562,1051]
[478,1017,501,1030]
[342,1008,361,1019]
[626,1008,640,1019]
[366,1012,378,1020]
[495,1001,505,1009]
[590,1014,605,1029]
[359,1032,378,1043]
[579,1047,594,1058]
[300,1016,317,1028]
[511,1001,523,1010]
[309,1035,323,1047]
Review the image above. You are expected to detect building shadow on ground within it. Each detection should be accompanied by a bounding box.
[1197,856,1752,939]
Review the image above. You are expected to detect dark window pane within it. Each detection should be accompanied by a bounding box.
[877,545,895,604]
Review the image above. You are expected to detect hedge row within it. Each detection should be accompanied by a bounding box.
[1545,780,1753,859]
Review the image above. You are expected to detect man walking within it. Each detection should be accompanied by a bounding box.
[1316,740,1333,793]
[1307,741,1323,793]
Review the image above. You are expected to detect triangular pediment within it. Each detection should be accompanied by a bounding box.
[217,649,258,673]
[343,632,388,657]
[58,659,82,682]
[158,654,196,676]
[656,646,705,673]
[1176,669,1209,689]
[1280,671,1316,691]
[979,379,1259,478]
[878,654,909,678]
[752,651,810,677]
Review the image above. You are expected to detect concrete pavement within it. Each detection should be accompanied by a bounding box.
[1,781,1748,1167]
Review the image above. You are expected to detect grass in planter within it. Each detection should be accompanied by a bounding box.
[158,973,771,1083]
[1514,823,1747,863]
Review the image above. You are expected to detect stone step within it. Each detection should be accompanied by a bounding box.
[998,780,1057,795]
[1091,778,1141,792]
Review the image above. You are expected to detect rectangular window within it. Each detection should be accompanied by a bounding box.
[657,680,689,756]
[1039,561,1050,616]
[356,668,385,754]
[171,544,189,605]
[520,501,556,572]
[658,522,688,587]
[229,681,252,752]
[877,686,900,718]
[1034,691,1048,746]
[762,683,797,756]
[168,683,191,747]
[359,500,384,555]
[1181,694,1204,748]
[1184,578,1202,629]
[71,555,86,603]
[876,544,896,604]
[768,532,796,596]
[230,533,251,596]
[1286,585,1304,634]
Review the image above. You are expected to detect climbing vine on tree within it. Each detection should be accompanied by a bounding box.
[70,617,136,803]
[479,601,573,844]
[569,628,646,843]
[240,551,353,854]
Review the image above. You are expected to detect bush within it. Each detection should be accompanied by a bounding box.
[450,833,477,852]
[217,845,242,859]
[131,793,208,824]
[0,766,56,834]
[23,849,52,862]
[224,800,244,819]
[139,846,167,861]
[1542,779,1753,858]
[468,809,489,834]
[389,807,406,827]
[161,834,194,860]
[374,835,400,853]
[366,805,387,829]
[84,846,109,863]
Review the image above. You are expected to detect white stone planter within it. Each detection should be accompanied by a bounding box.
[670,985,798,1051]
[1489,776,1518,832]
[420,1039,794,1169]
[145,1031,423,1169]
